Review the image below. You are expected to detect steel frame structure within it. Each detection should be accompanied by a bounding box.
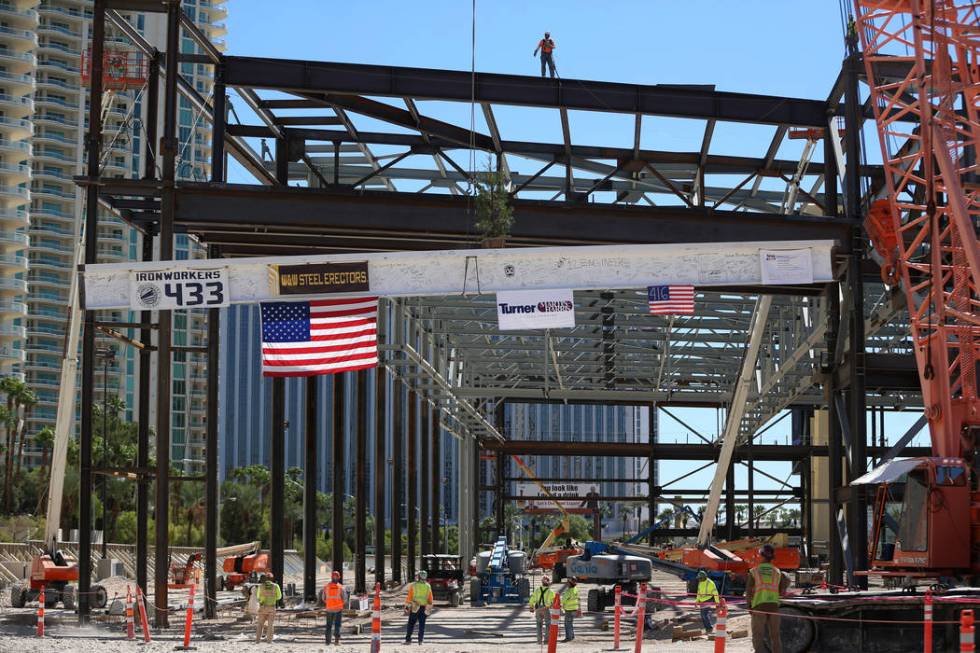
[69,0,922,622]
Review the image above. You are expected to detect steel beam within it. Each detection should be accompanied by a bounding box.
[221,57,829,126]
[135,232,152,598]
[391,376,403,584]
[204,246,220,619]
[431,407,441,554]
[420,400,430,558]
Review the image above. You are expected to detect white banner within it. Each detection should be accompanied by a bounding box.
[129,268,230,311]
[759,248,814,285]
[496,289,575,330]
[515,482,591,509]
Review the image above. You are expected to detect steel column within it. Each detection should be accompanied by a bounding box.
[746,457,755,536]
[204,244,220,619]
[270,378,285,601]
[355,372,367,594]
[420,400,430,557]
[406,390,417,581]
[844,50,869,588]
[78,0,107,625]
[725,461,736,540]
[391,376,403,584]
[374,368,386,587]
[494,403,505,538]
[825,284,844,585]
[332,374,345,576]
[431,406,441,554]
[303,376,318,602]
[153,1,181,627]
[472,440,481,553]
[135,233,153,599]
[648,404,657,544]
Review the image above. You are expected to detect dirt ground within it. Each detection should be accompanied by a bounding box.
[0,570,758,653]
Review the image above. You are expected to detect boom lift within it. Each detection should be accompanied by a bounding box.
[854,0,980,581]
[510,454,575,568]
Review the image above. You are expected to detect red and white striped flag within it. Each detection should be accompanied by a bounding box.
[260,297,378,377]
[647,285,695,315]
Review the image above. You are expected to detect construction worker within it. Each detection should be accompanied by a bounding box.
[694,570,720,634]
[560,578,581,642]
[533,32,557,78]
[582,487,601,540]
[746,544,790,653]
[528,575,556,645]
[254,573,282,644]
[323,570,348,645]
[404,570,434,645]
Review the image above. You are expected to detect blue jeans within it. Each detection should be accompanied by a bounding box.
[564,612,575,640]
[540,53,556,78]
[700,606,715,631]
[325,611,342,640]
[406,607,427,643]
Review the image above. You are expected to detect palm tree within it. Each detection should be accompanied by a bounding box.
[35,426,55,473]
[13,387,36,480]
[179,481,205,546]
[0,375,24,508]
[735,504,747,524]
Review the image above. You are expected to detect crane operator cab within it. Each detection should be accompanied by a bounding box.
[854,457,973,581]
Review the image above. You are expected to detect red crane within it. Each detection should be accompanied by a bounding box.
[855,0,980,578]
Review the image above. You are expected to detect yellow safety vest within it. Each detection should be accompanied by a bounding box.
[256,581,281,607]
[530,586,555,609]
[561,586,579,612]
[750,564,781,608]
[406,581,432,606]
[695,579,719,605]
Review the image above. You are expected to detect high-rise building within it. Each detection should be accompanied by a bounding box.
[8,0,226,470]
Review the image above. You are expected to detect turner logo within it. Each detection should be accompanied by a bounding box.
[497,300,574,314]
[496,289,576,330]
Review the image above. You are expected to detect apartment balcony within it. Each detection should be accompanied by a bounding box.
[31,186,73,201]
[34,78,80,94]
[37,58,79,75]
[0,48,36,73]
[37,40,80,57]
[0,254,27,271]
[0,230,28,251]
[37,23,81,40]
[34,149,75,165]
[0,300,25,317]
[0,345,26,366]
[0,209,27,229]
[0,115,32,140]
[0,185,29,204]
[0,277,28,295]
[39,3,87,22]
[0,69,34,92]
[0,325,27,341]
[0,162,30,183]
[0,4,39,28]
[0,93,33,117]
[32,168,71,184]
[27,257,66,272]
[33,114,77,132]
[0,25,38,48]
[0,139,31,157]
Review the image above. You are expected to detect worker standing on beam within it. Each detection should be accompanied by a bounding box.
[529,575,556,645]
[694,570,720,634]
[404,571,433,645]
[746,544,790,653]
[254,573,282,644]
[322,570,348,646]
[560,578,581,642]
[533,32,557,78]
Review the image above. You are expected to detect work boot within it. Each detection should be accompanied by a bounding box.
[404,638,411,644]
[334,634,340,645]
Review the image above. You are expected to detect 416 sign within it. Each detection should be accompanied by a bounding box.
[129,268,230,310]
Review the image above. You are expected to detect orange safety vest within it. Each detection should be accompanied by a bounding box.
[538,39,555,54]
[324,582,344,612]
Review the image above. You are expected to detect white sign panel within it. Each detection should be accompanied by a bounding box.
[515,482,591,509]
[496,289,575,330]
[129,268,230,310]
[759,248,814,285]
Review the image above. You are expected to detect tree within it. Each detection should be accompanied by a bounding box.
[13,387,36,480]
[735,504,747,524]
[0,374,24,510]
[34,426,54,473]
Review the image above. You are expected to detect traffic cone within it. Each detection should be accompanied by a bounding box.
[713,600,727,653]
[370,582,382,653]
[125,585,135,640]
[633,583,647,653]
[613,584,622,650]
[136,584,152,643]
[962,609,975,653]
[176,585,196,650]
[36,586,45,638]
[546,594,561,653]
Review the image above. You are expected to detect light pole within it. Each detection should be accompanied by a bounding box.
[96,346,115,559]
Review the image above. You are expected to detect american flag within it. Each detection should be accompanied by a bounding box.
[260,297,378,377]
[647,285,695,315]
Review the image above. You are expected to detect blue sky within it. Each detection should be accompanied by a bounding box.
[217,1,925,512]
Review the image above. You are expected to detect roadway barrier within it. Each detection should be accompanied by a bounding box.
[136,585,152,642]
[613,584,622,650]
[924,589,933,653]
[125,585,135,640]
[633,583,647,653]
[177,585,196,650]
[371,582,381,653]
[36,586,44,638]
[547,594,561,653]
[713,600,727,653]
[962,609,975,653]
